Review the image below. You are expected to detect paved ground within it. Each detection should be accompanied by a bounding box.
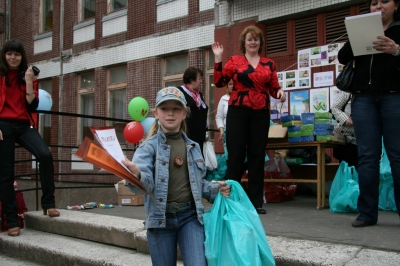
[82,194,400,253]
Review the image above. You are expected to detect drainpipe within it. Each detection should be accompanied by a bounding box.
[6,0,10,40]
[58,0,64,181]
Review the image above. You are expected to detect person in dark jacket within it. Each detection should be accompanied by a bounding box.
[178,67,208,156]
[338,0,400,228]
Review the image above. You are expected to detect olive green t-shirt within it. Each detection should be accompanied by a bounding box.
[165,131,193,203]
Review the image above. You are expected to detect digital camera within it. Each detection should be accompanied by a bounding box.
[18,66,40,82]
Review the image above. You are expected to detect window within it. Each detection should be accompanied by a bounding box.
[295,16,318,50]
[38,80,52,144]
[325,9,350,44]
[80,0,95,21]
[207,50,214,69]
[266,22,288,54]
[205,50,215,141]
[40,0,53,32]
[107,66,127,144]
[163,54,188,87]
[109,0,127,12]
[206,75,215,140]
[78,72,95,143]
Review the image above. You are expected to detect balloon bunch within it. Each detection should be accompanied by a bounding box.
[124,97,156,143]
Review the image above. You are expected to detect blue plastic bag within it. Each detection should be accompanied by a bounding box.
[329,161,359,213]
[203,180,275,266]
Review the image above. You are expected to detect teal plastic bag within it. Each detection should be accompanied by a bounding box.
[378,142,397,211]
[203,180,275,266]
[205,155,227,181]
[330,179,359,212]
[329,161,359,213]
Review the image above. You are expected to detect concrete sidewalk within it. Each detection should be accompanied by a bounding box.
[83,195,400,253]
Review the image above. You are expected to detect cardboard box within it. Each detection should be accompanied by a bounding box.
[117,181,145,206]
[118,195,145,206]
[268,125,288,143]
[118,181,133,195]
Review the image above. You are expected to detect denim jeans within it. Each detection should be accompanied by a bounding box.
[0,120,55,228]
[146,205,207,266]
[352,91,400,223]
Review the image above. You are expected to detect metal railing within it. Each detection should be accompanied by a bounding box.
[12,110,219,211]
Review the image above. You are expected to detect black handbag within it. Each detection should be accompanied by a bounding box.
[336,60,355,93]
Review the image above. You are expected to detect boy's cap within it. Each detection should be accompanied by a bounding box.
[155,87,187,107]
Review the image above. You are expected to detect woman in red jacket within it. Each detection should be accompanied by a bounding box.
[1,181,28,231]
[212,26,286,214]
[0,40,59,237]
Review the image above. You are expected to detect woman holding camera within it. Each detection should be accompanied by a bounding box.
[0,40,59,237]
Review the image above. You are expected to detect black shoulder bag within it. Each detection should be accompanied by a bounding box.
[336,60,355,93]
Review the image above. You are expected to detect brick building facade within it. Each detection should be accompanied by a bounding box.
[0,0,367,190]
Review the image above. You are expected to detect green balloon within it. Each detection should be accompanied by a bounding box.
[128,97,149,122]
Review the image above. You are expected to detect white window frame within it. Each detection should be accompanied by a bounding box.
[107,0,128,13]
[106,66,127,145]
[78,0,96,22]
[77,72,95,144]
[39,0,53,33]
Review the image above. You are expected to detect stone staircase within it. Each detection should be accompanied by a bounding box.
[2,210,400,265]
[0,210,183,266]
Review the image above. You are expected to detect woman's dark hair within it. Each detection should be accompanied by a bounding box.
[365,0,400,21]
[239,26,265,54]
[0,40,28,76]
[183,67,203,85]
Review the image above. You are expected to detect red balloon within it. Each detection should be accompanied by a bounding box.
[123,122,144,143]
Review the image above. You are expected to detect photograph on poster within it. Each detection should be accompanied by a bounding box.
[321,51,327,60]
[310,88,329,113]
[286,71,296,79]
[299,78,310,88]
[311,47,321,55]
[278,73,284,80]
[290,90,309,115]
[298,49,310,68]
[328,44,339,53]
[279,82,283,89]
[299,69,310,78]
[335,64,344,77]
[270,92,289,119]
[329,55,338,64]
[330,86,344,107]
[286,80,296,88]
[311,58,321,66]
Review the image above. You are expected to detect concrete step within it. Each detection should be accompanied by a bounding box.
[0,254,42,266]
[24,210,146,250]
[0,228,170,266]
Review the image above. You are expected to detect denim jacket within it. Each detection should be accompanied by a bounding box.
[126,127,220,229]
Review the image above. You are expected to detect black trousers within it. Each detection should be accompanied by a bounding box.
[0,120,55,229]
[225,106,270,208]
[333,142,358,169]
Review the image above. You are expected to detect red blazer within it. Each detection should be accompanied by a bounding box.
[0,191,28,231]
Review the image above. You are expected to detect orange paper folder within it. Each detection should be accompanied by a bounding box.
[75,137,154,199]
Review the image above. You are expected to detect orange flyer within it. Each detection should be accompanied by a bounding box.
[76,137,153,198]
